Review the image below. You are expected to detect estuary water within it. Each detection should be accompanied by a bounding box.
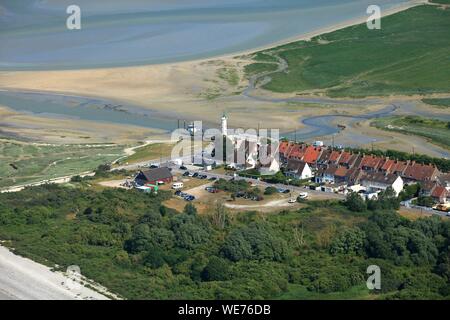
[0,0,411,70]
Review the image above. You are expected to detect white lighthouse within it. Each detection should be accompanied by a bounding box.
[221,112,228,136]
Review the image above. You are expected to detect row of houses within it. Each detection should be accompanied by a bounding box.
[278,141,449,203]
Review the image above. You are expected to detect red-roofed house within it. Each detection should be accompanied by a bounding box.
[317,148,333,166]
[338,151,353,167]
[380,159,396,174]
[279,141,290,155]
[403,163,440,183]
[328,150,342,164]
[303,146,323,165]
[431,186,448,204]
[339,152,360,169]
[360,155,383,172]
[288,144,306,160]
[390,161,410,176]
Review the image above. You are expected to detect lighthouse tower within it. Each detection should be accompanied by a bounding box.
[221,112,228,136]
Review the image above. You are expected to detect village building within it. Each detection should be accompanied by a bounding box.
[431,186,448,204]
[286,160,312,180]
[360,155,383,172]
[390,160,410,176]
[135,167,173,186]
[438,173,450,191]
[328,150,342,166]
[338,152,359,169]
[402,162,440,183]
[302,146,323,166]
[316,148,333,166]
[360,172,404,196]
[315,166,339,184]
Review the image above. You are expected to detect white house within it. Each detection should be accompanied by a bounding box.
[360,172,404,196]
[286,160,313,180]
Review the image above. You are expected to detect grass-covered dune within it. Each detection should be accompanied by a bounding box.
[372,116,450,149]
[0,140,124,188]
[246,5,450,97]
[1,184,450,300]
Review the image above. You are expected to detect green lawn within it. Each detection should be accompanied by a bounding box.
[0,140,125,188]
[245,5,450,97]
[371,116,450,149]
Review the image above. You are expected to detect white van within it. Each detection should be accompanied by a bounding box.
[172,182,184,190]
[298,192,309,199]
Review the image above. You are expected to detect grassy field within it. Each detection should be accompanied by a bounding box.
[245,5,450,97]
[371,116,450,149]
[422,98,450,108]
[0,140,125,188]
[118,142,174,165]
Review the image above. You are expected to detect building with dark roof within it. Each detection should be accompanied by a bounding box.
[360,172,404,196]
[135,167,173,186]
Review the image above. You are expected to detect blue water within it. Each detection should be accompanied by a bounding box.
[0,0,411,70]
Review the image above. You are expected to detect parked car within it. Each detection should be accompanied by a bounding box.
[235,191,246,198]
[205,187,219,193]
[288,198,297,204]
[150,164,159,169]
[175,190,182,196]
[193,172,199,178]
[209,177,217,181]
[200,175,208,179]
[298,192,309,200]
[182,171,190,176]
[180,165,188,170]
[172,182,184,190]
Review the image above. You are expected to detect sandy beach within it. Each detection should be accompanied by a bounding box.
[0,245,111,300]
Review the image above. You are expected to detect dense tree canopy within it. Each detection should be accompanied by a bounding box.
[0,184,449,300]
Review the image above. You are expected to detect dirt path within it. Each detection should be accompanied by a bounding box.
[225,198,295,210]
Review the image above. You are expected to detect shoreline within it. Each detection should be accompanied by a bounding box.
[0,245,113,300]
